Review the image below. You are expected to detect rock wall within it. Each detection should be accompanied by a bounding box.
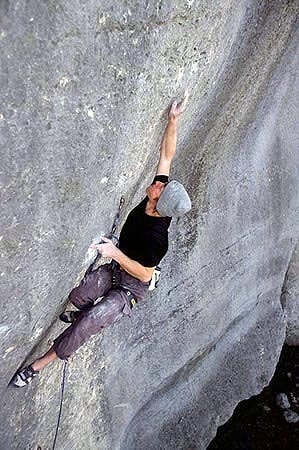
[282,242,299,346]
[0,1,298,449]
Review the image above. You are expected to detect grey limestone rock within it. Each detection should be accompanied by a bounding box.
[0,0,298,449]
[281,242,299,346]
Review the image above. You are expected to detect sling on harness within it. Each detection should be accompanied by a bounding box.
[149,266,161,291]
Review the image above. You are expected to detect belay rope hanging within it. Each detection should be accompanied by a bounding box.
[52,360,67,450]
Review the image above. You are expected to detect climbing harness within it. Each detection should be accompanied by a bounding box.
[111,263,138,308]
[52,359,68,450]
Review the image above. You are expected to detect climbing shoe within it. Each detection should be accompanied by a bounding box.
[12,365,39,387]
[59,310,80,324]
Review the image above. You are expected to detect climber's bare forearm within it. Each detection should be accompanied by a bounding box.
[156,92,188,176]
[112,248,154,282]
[156,117,178,175]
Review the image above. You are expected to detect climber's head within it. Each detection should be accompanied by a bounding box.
[156,180,191,217]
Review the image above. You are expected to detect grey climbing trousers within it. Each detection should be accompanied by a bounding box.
[53,263,150,360]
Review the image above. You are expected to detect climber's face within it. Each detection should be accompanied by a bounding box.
[146,180,166,202]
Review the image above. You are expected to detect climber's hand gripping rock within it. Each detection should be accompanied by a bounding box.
[169,90,189,119]
[91,237,117,259]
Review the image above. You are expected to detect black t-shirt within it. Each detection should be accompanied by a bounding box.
[119,192,172,267]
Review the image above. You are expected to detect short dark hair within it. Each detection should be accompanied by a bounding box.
[152,175,169,184]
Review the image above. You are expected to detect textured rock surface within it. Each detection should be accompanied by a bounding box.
[281,242,299,345]
[0,1,298,449]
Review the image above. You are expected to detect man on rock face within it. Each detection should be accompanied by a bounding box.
[12,94,191,387]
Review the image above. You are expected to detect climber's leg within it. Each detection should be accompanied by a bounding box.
[53,289,131,360]
[69,263,112,310]
[31,347,58,371]
[11,347,58,387]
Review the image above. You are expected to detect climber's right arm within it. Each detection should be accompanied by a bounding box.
[156,91,189,177]
[156,116,178,177]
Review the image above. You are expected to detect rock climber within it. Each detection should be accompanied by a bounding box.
[12,94,191,387]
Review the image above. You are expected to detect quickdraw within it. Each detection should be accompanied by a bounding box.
[88,196,125,273]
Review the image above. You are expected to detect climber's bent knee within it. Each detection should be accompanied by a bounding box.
[69,264,113,309]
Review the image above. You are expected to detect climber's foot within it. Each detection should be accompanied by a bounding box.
[59,310,80,324]
[11,365,39,387]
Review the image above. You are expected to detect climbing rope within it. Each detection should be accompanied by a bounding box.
[110,195,125,236]
[52,359,68,450]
